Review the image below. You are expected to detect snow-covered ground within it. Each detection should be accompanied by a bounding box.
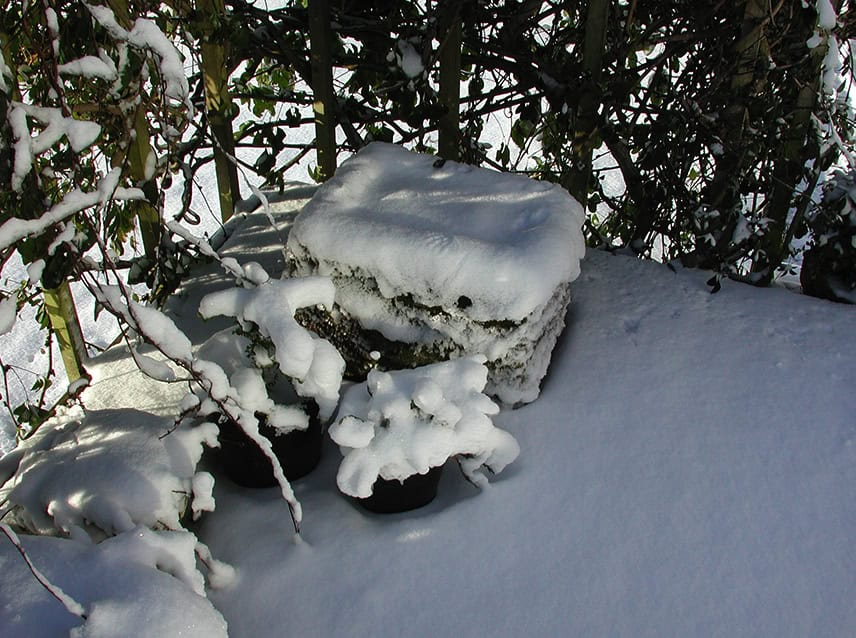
[1,192,854,637]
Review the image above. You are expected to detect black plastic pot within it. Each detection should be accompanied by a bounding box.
[216,406,322,488]
[357,464,444,514]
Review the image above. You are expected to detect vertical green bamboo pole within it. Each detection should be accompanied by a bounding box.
[197,0,240,221]
[308,0,336,181]
[128,108,161,256]
[438,2,462,161]
[108,0,161,255]
[565,0,609,205]
[43,281,87,383]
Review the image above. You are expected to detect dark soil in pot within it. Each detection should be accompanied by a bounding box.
[357,464,444,514]
[216,405,322,488]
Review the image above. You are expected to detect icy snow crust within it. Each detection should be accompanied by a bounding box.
[330,356,519,498]
[288,142,585,323]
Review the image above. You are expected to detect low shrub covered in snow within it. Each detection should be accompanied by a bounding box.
[189,268,346,524]
[330,355,520,499]
[0,407,217,541]
[197,270,345,422]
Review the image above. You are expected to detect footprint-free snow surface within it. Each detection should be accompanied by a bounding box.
[1,201,855,637]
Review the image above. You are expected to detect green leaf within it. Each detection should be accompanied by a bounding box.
[511,119,535,149]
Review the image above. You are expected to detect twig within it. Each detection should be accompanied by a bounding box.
[0,523,87,620]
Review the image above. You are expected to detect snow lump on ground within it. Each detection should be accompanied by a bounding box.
[0,527,228,638]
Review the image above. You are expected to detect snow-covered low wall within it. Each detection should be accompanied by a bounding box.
[287,143,585,405]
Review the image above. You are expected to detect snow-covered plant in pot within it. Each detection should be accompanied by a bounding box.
[194,269,345,488]
[329,355,520,513]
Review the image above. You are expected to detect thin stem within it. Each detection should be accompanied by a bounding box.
[0,523,87,620]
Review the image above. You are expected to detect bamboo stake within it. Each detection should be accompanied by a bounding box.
[438,2,463,162]
[198,0,241,221]
[43,281,87,383]
[308,0,337,181]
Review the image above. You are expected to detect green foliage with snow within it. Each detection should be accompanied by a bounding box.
[801,168,856,302]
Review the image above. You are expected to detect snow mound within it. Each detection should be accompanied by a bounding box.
[289,142,584,321]
[0,408,218,540]
[330,355,520,498]
[287,142,585,404]
[0,527,228,638]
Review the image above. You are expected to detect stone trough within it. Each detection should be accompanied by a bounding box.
[286,142,585,406]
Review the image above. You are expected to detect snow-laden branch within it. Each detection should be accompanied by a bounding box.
[84,3,193,116]
[0,169,144,254]
[7,101,102,192]
[88,279,304,533]
[57,50,119,82]
[164,221,247,282]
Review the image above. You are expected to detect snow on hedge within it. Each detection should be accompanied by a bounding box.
[0,407,218,541]
[330,355,519,498]
[287,142,585,404]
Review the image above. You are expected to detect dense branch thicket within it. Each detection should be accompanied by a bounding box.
[0,0,854,433]
[212,0,854,282]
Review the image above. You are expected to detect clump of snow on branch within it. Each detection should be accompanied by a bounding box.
[92,284,193,364]
[393,40,424,79]
[198,274,345,420]
[807,0,843,97]
[57,50,118,81]
[7,103,101,192]
[329,355,519,498]
[84,3,193,114]
[193,328,309,434]
[0,296,16,335]
[0,408,218,541]
[815,0,837,30]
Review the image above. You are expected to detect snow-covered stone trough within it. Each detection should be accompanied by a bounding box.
[287,143,585,405]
